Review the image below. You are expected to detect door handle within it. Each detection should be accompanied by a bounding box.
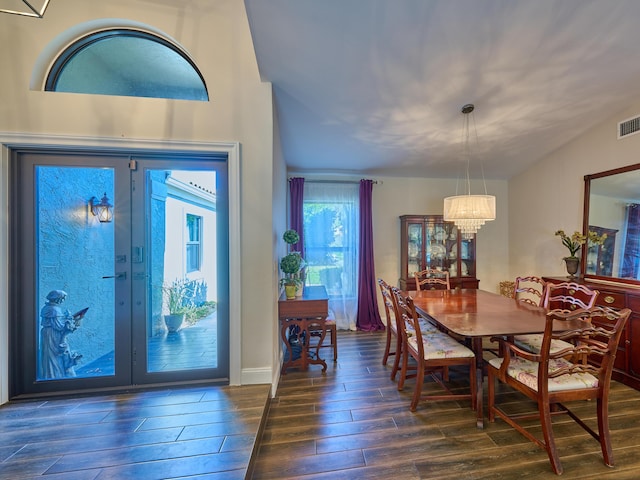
[102,272,126,279]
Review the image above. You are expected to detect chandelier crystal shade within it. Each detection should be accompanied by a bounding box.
[443,104,496,237]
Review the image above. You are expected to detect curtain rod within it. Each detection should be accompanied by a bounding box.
[288,178,380,185]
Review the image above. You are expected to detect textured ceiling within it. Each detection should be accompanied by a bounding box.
[244,0,640,179]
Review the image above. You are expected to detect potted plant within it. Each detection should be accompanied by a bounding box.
[163,279,192,332]
[282,229,306,296]
[555,229,607,277]
[280,252,303,299]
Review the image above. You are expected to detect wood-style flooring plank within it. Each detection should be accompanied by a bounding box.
[251,330,640,479]
[0,384,270,480]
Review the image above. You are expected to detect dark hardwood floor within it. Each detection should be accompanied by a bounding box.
[0,383,270,479]
[4,329,640,479]
[252,330,640,479]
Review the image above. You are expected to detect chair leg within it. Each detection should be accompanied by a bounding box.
[539,400,563,475]
[382,325,393,365]
[390,332,402,381]
[331,325,337,361]
[410,361,425,412]
[597,397,614,467]
[398,342,409,391]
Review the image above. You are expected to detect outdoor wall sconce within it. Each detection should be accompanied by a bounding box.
[89,193,113,223]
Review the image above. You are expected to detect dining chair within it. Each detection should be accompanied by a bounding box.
[486,276,548,357]
[488,306,631,475]
[513,275,546,306]
[514,281,598,354]
[379,278,400,375]
[414,268,451,291]
[378,278,440,381]
[543,281,599,310]
[392,286,476,412]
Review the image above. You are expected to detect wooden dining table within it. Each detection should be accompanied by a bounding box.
[409,288,584,428]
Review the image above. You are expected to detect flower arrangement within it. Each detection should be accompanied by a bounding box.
[555,229,607,258]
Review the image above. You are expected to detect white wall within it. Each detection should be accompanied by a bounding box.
[271,100,287,395]
[0,0,275,403]
[509,99,640,280]
[285,174,510,329]
[372,176,509,296]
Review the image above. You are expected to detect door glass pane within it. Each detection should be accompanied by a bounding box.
[36,166,115,380]
[147,169,218,372]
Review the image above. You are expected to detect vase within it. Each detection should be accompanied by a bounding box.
[284,285,297,299]
[564,256,579,278]
[164,313,185,333]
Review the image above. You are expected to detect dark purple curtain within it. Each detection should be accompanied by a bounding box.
[621,204,640,278]
[356,179,385,331]
[288,177,305,256]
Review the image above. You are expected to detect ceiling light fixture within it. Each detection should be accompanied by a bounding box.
[443,103,496,238]
[0,0,50,18]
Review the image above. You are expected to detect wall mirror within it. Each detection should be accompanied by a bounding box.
[582,163,640,285]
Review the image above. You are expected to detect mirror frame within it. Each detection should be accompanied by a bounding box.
[582,162,640,286]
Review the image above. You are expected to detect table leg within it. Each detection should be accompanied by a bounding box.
[306,319,328,373]
[472,337,485,429]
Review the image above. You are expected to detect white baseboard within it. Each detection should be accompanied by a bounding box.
[241,367,273,386]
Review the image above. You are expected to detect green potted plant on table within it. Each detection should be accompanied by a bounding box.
[280,252,303,299]
[555,229,607,278]
[281,229,306,297]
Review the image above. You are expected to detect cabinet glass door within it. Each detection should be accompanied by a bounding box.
[407,222,423,277]
[460,236,475,278]
[425,220,447,272]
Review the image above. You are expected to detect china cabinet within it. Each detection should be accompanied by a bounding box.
[399,215,479,291]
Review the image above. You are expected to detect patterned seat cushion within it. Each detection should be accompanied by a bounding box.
[513,334,573,354]
[488,356,598,392]
[404,318,440,335]
[408,332,475,359]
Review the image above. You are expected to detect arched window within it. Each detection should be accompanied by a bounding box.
[45,29,208,101]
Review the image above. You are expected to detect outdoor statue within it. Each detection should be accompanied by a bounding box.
[38,290,88,379]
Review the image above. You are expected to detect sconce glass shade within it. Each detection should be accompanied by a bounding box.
[443,194,496,237]
[0,0,50,18]
[90,193,113,223]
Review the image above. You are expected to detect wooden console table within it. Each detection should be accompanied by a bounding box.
[278,285,329,374]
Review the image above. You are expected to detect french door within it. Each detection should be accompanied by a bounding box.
[11,150,229,397]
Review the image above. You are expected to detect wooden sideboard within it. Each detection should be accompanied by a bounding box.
[277,285,329,374]
[544,276,640,390]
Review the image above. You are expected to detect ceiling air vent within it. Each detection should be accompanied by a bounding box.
[618,115,640,139]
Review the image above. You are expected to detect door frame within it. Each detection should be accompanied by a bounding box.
[0,134,242,403]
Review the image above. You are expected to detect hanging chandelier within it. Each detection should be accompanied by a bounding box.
[443,103,496,237]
